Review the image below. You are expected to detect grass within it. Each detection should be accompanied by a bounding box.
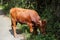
[17,23,57,40]
[0,5,4,9]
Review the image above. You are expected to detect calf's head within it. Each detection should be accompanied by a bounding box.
[39,19,47,34]
[39,19,47,27]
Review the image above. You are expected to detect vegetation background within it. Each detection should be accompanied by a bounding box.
[0,0,60,40]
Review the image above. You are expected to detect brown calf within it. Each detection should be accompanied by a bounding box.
[10,8,46,37]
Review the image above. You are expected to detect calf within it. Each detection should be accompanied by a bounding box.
[10,8,46,37]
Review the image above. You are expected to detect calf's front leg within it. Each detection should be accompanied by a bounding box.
[27,23,33,33]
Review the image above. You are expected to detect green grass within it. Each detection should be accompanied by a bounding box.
[0,5,4,9]
[17,23,57,40]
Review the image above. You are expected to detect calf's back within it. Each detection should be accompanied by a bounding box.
[10,8,40,23]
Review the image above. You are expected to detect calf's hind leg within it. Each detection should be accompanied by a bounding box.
[11,18,17,37]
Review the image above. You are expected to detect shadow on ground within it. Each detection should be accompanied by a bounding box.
[9,29,23,36]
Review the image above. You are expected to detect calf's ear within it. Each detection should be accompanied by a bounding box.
[42,19,47,25]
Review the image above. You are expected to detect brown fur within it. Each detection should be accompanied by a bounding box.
[10,8,46,37]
